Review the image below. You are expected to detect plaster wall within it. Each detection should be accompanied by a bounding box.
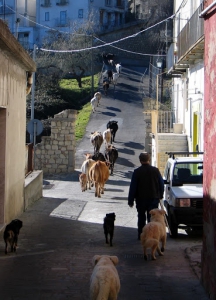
[0,51,27,222]
[202,2,216,298]
[0,19,36,224]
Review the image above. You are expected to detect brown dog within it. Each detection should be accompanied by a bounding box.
[79,173,87,192]
[90,255,120,300]
[140,209,166,260]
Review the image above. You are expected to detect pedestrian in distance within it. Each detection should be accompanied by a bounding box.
[128,152,164,240]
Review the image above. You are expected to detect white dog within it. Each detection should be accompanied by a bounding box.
[94,92,102,106]
[140,208,167,261]
[90,255,120,300]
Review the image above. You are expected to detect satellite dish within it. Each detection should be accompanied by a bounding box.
[27,119,43,135]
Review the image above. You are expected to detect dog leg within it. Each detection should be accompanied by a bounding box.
[5,243,8,254]
[104,230,109,244]
[110,233,113,247]
[161,236,166,252]
[143,247,148,261]
[151,244,158,260]
[157,246,164,256]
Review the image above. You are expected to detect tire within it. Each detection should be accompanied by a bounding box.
[168,208,178,238]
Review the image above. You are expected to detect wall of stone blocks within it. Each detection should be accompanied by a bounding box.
[34,109,77,174]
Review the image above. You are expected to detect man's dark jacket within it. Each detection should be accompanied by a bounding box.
[128,164,164,206]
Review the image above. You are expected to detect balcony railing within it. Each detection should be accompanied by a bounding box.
[177,4,204,60]
[55,18,70,27]
[41,0,52,7]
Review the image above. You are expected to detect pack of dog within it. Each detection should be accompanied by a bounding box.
[4,219,23,254]
[103,212,116,247]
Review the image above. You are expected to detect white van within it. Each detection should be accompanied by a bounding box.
[163,152,203,237]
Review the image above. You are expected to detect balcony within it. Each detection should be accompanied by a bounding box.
[55,18,70,27]
[56,0,69,5]
[167,43,187,76]
[176,4,204,67]
[41,0,52,7]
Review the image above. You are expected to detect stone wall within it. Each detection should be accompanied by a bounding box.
[34,109,77,174]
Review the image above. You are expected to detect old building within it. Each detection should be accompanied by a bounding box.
[0,0,127,49]
[0,19,36,226]
[200,1,216,298]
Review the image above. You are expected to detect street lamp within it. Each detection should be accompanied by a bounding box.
[156,59,163,69]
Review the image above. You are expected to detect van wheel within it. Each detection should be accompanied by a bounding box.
[168,210,178,238]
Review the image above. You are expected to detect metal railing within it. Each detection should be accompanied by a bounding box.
[157,110,175,133]
[177,4,204,60]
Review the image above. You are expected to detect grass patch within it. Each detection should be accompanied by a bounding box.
[75,102,92,142]
[69,74,100,142]
[59,75,100,108]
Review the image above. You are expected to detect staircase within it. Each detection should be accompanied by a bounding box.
[157,133,188,174]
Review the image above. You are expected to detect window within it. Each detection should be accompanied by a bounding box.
[43,0,51,6]
[105,0,111,6]
[45,12,49,21]
[78,9,83,18]
[60,11,67,25]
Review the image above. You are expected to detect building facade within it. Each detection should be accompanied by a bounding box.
[0,19,36,225]
[0,0,127,49]
[167,0,204,153]
[201,1,216,298]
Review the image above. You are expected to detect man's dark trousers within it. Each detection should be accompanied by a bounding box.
[136,198,159,239]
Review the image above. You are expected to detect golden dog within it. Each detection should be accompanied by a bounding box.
[140,208,167,260]
[90,255,120,300]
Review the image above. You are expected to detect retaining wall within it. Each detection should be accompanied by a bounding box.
[34,109,77,174]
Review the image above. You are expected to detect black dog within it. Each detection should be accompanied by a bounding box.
[4,219,23,254]
[103,213,116,247]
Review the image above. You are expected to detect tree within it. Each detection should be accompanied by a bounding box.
[26,18,100,120]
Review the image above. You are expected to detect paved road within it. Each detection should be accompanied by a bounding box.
[0,64,208,300]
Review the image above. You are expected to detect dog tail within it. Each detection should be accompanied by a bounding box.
[142,238,159,249]
[96,283,111,300]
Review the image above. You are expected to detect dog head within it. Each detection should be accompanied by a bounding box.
[149,209,166,222]
[11,219,23,231]
[105,213,116,221]
[92,255,119,266]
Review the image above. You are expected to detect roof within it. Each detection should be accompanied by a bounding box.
[0,19,36,72]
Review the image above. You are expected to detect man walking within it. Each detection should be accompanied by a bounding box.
[128,152,164,240]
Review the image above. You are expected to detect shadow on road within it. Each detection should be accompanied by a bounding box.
[121,141,144,150]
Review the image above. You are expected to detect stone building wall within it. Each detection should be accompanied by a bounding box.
[34,109,77,174]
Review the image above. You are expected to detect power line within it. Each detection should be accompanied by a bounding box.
[6,4,174,57]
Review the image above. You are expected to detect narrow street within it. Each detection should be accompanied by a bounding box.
[0,63,208,300]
